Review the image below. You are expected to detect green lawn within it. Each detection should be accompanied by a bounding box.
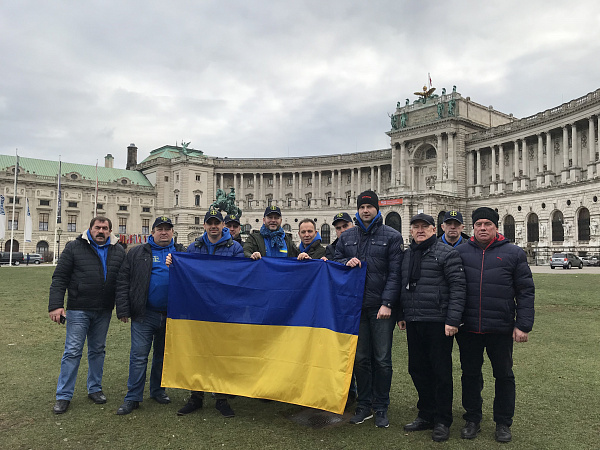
[1,267,598,449]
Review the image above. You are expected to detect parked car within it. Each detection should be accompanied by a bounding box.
[580,256,599,266]
[0,252,24,265]
[550,253,583,269]
[26,253,44,264]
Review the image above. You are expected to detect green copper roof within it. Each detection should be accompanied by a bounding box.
[0,154,152,186]
[141,145,204,163]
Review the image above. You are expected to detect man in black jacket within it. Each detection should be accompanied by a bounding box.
[455,207,535,443]
[324,212,354,260]
[297,218,326,260]
[334,190,403,428]
[243,206,298,259]
[439,210,469,247]
[115,216,184,415]
[399,213,466,442]
[48,216,125,414]
[224,213,243,244]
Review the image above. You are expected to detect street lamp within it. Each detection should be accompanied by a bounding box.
[57,228,63,261]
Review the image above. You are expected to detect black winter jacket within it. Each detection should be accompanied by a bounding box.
[399,240,466,326]
[115,242,184,320]
[48,233,125,312]
[334,216,403,309]
[243,230,299,258]
[438,232,470,247]
[300,239,326,259]
[325,237,339,260]
[456,235,535,334]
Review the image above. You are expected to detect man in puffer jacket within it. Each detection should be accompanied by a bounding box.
[175,209,243,418]
[334,190,403,429]
[398,213,466,442]
[455,207,535,443]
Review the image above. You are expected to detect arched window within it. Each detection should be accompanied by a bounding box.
[320,223,331,244]
[552,211,564,242]
[426,148,437,159]
[36,241,49,258]
[283,224,292,233]
[241,224,252,234]
[385,211,401,233]
[503,215,515,242]
[527,213,539,243]
[578,207,590,241]
[437,211,446,236]
[4,239,19,252]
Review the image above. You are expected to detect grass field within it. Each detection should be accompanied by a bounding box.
[1,266,599,449]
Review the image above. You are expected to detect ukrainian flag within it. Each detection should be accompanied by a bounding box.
[162,253,366,414]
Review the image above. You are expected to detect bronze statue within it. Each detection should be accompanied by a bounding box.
[414,85,436,104]
[210,187,242,217]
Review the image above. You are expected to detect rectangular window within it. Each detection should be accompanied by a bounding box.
[287,178,293,186]
[142,219,150,234]
[164,176,169,182]
[119,205,128,211]
[8,216,18,230]
[39,213,49,231]
[40,199,50,206]
[307,178,312,186]
[247,179,253,187]
[142,207,150,213]
[9,197,19,204]
[196,174,201,182]
[195,216,200,225]
[97,203,104,210]
[119,218,127,234]
[176,173,180,182]
[268,178,273,186]
[347,175,351,183]
[68,201,77,208]
[327,176,332,185]
[67,215,77,232]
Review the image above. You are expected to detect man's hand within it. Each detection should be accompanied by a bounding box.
[346,257,361,268]
[49,308,65,324]
[397,320,406,330]
[377,305,391,319]
[445,325,458,337]
[120,317,129,323]
[320,256,328,261]
[166,253,172,266]
[297,252,311,261]
[250,252,262,260]
[513,327,529,343]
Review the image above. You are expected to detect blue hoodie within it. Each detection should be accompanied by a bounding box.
[202,227,233,255]
[355,210,382,233]
[146,235,176,312]
[299,232,322,253]
[87,229,110,280]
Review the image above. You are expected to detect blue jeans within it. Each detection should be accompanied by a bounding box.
[124,310,167,402]
[354,307,395,412]
[56,309,112,400]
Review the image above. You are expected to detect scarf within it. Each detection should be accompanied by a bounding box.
[260,224,286,249]
[355,211,382,233]
[406,234,437,291]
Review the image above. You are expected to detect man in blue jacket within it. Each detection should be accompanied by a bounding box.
[455,207,535,443]
[115,216,183,415]
[334,190,403,428]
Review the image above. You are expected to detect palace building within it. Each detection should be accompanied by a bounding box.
[2,86,599,264]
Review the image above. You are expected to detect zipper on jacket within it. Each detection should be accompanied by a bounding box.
[477,239,494,333]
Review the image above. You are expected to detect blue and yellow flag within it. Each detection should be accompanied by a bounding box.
[162,253,366,414]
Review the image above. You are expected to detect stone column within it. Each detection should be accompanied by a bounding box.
[239,173,245,209]
[410,163,415,191]
[253,173,258,208]
[447,133,455,180]
[490,146,497,194]
[475,149,482,196]
[338,169,343,205]
[513,140,520,191]
[562,126,569,183]
[350,169,355,202]
[391,146,397,187]
[498,144,505,193]
[588,117,596,179]
[370,166,375,191]
[377,166,382,193]
[546,132,553,173]
[436,134,443,184]
[318,171,323,207]
[218,173,224,190]
[357,167,362,194]
[399,143,406,185]
[467,151,474,196]
[521,139,529,190]
[259,173,264,208]
[292,172,297,208]
[537,134,544,186]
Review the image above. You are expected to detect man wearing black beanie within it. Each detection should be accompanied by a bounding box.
[454,207,535,443]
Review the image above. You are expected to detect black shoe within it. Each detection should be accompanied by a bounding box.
[404,417,434,432]
[461,421,481,439]
[53,400,70,414]
[215,399,235,418]
[349,407,373,425]
[116,400,139,415]
[88,391,107,404]
[432,423,450,442]
[151,392,171,404]
[374,410,389,428]
[495,424,512,443]
[177,396,203,416]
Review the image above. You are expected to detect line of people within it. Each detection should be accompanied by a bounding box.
[48,190,534,443]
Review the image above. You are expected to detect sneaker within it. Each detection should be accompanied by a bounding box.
[432,423,450,442]
[349,407,373,425]
[116,400,139,415]
[88,391,107,404]
[495,424,512,443]
[53,400,70,414]
[177,396,203,416]
[461,421,480,439]
[374,410,389,428]
[215,399,235,418]
[404,417,434,432]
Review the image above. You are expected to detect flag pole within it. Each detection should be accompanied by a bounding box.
[94,159,99,217]
[9,150,19,266]
[53,156,61,265]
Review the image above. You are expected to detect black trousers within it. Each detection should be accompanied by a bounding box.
[406,321,454,426]
[456,331,515,426]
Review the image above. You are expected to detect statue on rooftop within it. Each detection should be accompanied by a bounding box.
[437,102,444,118]
[414,85,437,104]
[181,141,192,156]
[391,114,399,130]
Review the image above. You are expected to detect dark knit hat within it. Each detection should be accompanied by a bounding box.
[472,207,499,227]
[357,190,379,211]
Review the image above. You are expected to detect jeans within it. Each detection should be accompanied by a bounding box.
[406,321,454,426]
[56,309,112,400]
[456,331,515,426]
[354,306,395,412]
[124,309,167,402]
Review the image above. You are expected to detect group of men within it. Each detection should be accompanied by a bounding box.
[48,189,534,443]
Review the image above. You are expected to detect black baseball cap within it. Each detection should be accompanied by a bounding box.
[332,212,352,225]
[152,216,173,229]
[204,209,224,223]
[264,205,282,217]
[410,213,435,227]
[443,210,464,224]
[224,213,241,225]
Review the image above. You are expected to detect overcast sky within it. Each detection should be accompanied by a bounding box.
[2,0,599,168]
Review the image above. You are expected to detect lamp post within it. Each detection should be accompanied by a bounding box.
[56,228,63,261]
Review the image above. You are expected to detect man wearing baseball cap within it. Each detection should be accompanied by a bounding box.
[439,210,469,247]
[115,216,184,415]
[334,190,403,428]
[455,207,534,442]
[243,206,298,260]
[324,212,354,260]
[224,213,243,245]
